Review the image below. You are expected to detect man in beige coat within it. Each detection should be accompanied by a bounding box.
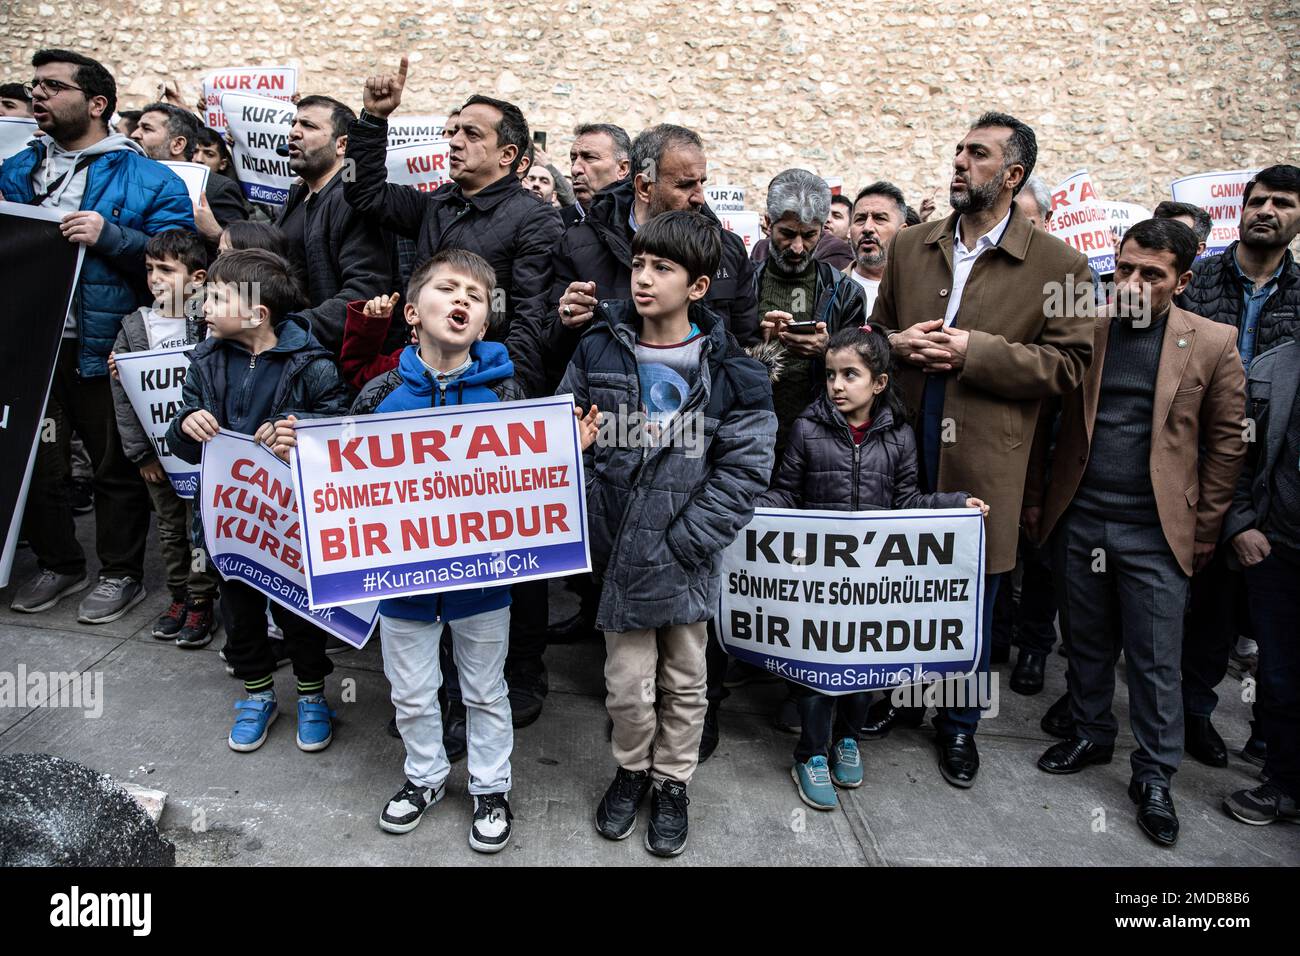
[1023,218,1246,847]
[870,111,1094,788]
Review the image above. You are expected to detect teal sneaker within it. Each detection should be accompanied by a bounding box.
[228,697,277,752]
[831,737,864,788]
[791,756,838,810]
[296,695,336,752]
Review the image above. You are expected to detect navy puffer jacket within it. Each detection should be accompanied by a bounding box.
[758,392,969,513]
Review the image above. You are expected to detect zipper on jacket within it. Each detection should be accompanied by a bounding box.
[249,353,257,369]
[851,442,861,511]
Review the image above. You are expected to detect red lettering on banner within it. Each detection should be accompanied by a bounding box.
[231,457,293,508]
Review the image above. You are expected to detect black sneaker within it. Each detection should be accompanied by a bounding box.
[152,599,187,640]
[645,779,690,857]
[379,779,445,834]
[595,767,652,840]
[69,476,94,515]
[175,600,216,648]
[1223,782,1300,826]
[469,792,513,853]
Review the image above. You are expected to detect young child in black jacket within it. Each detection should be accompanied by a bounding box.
[758,325,987,811]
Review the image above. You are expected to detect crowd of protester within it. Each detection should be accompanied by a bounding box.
[3,48,1298,858]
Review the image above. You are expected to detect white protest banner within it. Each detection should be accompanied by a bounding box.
[221,92,295,206]
[161,161,211,205]
[1046,170,1115,274]
[718,508,985,696]
[385,140,452,194]
[113,346,198,499]
[387,115,449,148]
[705,185,746,213]
[1100,200,1151,249]
[290,396,591,609]
[203,66,297,133]
[719,210,763,256]
[0,117,38,160]
[201,431,379,648]
[1171,168,1260,257]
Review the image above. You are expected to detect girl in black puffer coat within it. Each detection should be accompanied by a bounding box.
[758,324,987,811]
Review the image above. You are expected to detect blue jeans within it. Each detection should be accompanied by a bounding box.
[1245,544,1300,801]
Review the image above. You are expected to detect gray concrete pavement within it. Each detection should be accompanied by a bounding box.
[0,517,1295,866]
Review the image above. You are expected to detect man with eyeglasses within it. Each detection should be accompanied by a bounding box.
[0,49,194,624]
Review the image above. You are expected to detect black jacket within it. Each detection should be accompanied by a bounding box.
[205,171,249,229]
[166,314,351,466]
[276,169,396,357]
[543,178,760,389]
[758,394,969,513]
[1175,241,1300,359]
[343,114,564,396]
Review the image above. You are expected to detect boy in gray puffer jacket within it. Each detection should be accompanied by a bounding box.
[108,230,220,647]
[559,211,776,858]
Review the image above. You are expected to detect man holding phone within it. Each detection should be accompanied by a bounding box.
[755,168,867,459]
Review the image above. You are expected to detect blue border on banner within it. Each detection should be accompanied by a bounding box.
[168,471,198,499]
[291,395,591,609]
[715,507,985,696]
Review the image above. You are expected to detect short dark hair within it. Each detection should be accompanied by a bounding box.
[523,139,536,172]
[0,82,30,104]
[295,95,355,140]
[32,49,116,120]
[115,109,141,134]
[221,221,286,257]
[830,193,852,214]
[1242,164,1300,208]
[207,248,306,323]
[145,229,208,273]
[461,94,530,173]
[904,205,921,227]
[631,209,721,283]
[194,125,238,180]
[1153,200,1213,244]
[853,181,908,221]
[971,110,1037,196]
[574,122,631,162]
[139,102,201,160]
[407,248,498,306]
[630,124,703,185]
[1118,218,1198,275]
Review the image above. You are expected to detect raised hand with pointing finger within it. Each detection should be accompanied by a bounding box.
[363,55,409,119]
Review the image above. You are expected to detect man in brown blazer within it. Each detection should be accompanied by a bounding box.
[870,111,1094,788]
[1023,218,1247,848]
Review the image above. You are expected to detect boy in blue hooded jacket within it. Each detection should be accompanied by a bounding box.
[313,250,528,853]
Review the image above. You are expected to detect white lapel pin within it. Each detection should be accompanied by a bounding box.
[1177,338,1188,348]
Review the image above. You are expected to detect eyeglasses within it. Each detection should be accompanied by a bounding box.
[23,77,85,97]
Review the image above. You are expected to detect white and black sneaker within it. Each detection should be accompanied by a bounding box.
[469,792,513,854]
[379,779,445,834]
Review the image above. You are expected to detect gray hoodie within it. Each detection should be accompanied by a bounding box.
[34,133,144,335]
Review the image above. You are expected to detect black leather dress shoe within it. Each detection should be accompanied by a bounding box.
[1040,693,1075,739]
[937,733,979,788]
[1010,650,1046,696]
[1037,737,1114,774]
[1129,780,1179,846]
[859,698,924,740]
[1185,715,1228,767]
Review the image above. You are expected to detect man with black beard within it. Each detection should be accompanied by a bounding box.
[276,95,393,355]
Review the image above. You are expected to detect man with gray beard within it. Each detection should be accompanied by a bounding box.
[844,181,907,315]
